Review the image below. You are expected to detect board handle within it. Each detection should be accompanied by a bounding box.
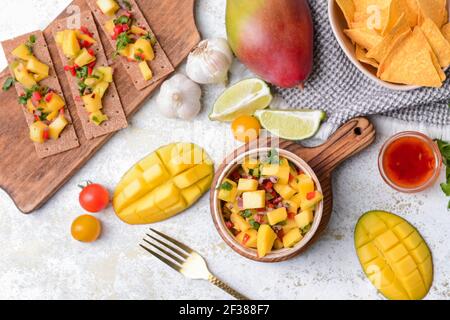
[285,117,376,176]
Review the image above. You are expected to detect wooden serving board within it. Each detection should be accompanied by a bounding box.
[0,0,200,214]
[210,118,376,262]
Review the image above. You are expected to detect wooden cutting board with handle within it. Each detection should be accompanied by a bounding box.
[210,117,376,262]
[0,0,200,213]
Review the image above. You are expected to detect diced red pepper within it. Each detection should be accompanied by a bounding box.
[44,92,53,103]
[59,108,65,115]
[242,234,250,245]
[43,129,49,141]
[80,26,93,37]
[288,212,296,220]
[257,208,266,213]
[225,221,234,230]
[121,24,129,31]
[114,25,124,35]
[87,48,95,56]
[124,11,132,18]
[32,92,42,102]
[34,115,40,121]
[267,203,274,209]
[88,67,93,76]
[289,174,295,182]
[306,191,316,200]
[87,61,96,69]
[80,40,93,49]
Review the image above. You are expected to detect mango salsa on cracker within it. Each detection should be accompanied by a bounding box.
[337,0,450,87]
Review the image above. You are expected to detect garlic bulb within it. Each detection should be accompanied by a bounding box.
[157,73,202,120]
[186,38,233,84]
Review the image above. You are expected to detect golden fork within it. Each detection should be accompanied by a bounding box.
[140,228,249,300]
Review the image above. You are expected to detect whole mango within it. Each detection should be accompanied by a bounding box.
[226,0,314,88]
[113,143,214,224]
[355,211,433,300]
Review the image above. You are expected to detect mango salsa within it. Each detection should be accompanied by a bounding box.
[113,143,214,224]
[355,211,433,300]
[219,149,323,258]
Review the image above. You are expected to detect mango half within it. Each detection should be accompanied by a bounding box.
[355,211,433,300]
[113,143,214,224]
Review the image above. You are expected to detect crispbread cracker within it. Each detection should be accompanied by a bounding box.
[52,11,127,140]
[1,31,80,159]
[86,0,174,90]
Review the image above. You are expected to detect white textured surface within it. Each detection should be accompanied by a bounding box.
[1,0,450,300]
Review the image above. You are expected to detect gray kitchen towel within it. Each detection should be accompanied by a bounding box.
[276,0,450,137]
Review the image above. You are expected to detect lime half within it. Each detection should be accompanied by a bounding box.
[209,78,272,122]
[255,109,326,140]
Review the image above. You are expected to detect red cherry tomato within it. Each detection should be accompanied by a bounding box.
[79,183,110,213]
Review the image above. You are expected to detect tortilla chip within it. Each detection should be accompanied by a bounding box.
[344,28,384,50]
[355,45,380,68]
[367,13,411,62]
[417,0,447,28]
[336,0,355,27]
[420,18,450,68]
[383,0,417,34]
[378,27,444,87]
[441,23,450,42]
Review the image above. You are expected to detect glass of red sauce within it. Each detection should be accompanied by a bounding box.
[378,131,442,193]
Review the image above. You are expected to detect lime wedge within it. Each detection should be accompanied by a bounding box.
[209,78,272,122]
[255,109,326,140]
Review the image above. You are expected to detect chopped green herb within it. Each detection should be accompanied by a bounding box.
[78,81,88,95]
[25,35,36,53]
[241,209,253,218]
[76,66,89,80]
[114,15,130,25]
[2,77,14,91]
[115,32,132,54]
[220,181,233,191]
[268,148,280,164]
[39,112,49,121]
[249,219,260,230]
[134,54,143,61]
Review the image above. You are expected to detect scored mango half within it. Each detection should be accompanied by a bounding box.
[113,143,214,224]
[355,211,433,300]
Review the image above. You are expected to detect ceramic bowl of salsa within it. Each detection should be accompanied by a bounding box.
[378,131,442,193]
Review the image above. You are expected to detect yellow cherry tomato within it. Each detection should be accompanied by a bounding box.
[231,115,261,143]
[71,215,102,243]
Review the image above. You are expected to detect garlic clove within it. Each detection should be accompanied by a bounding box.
[156,73,202,121]
[186,38,234,85]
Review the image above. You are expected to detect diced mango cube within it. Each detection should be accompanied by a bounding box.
[242,190,265,209]
[274,183,296,200]
[230,213,251,232]
[300,191,323,210]
[12,44,33,60]
[74,48,96,67]
[267,207,287,226]
[218,179,237,203]
[282,228,303,248]
[283,200,298,214]
[296,174,315,200]
[237,178,258,192]
[97,66,113,83]
[139,61,153,81]
[257,224,277,258]
[236,229,258,248]
[26,56,49,76]
[62,30,81,58]
[96,0,120,16]
[48,115,68,140]
[282,218,298,233]
[273,239,284,250]
[295,209,314,229]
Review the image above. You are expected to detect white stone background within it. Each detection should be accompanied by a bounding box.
[0,0,449,300]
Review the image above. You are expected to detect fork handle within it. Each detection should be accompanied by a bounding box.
[208,275,249,300]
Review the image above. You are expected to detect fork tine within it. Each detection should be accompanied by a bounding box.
[146,234,189,259]
[150,228,193,253]
[143,238,185,265]
[139,243,181,273]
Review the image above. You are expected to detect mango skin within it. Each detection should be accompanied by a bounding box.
[226,0,314,88]
[355,211,433,300]
[113,143,214,225]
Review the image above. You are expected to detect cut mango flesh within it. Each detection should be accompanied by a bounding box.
[113,143,214,224]
[355,211,433,300]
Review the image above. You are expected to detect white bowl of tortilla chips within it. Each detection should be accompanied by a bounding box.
[329,0,450,90]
